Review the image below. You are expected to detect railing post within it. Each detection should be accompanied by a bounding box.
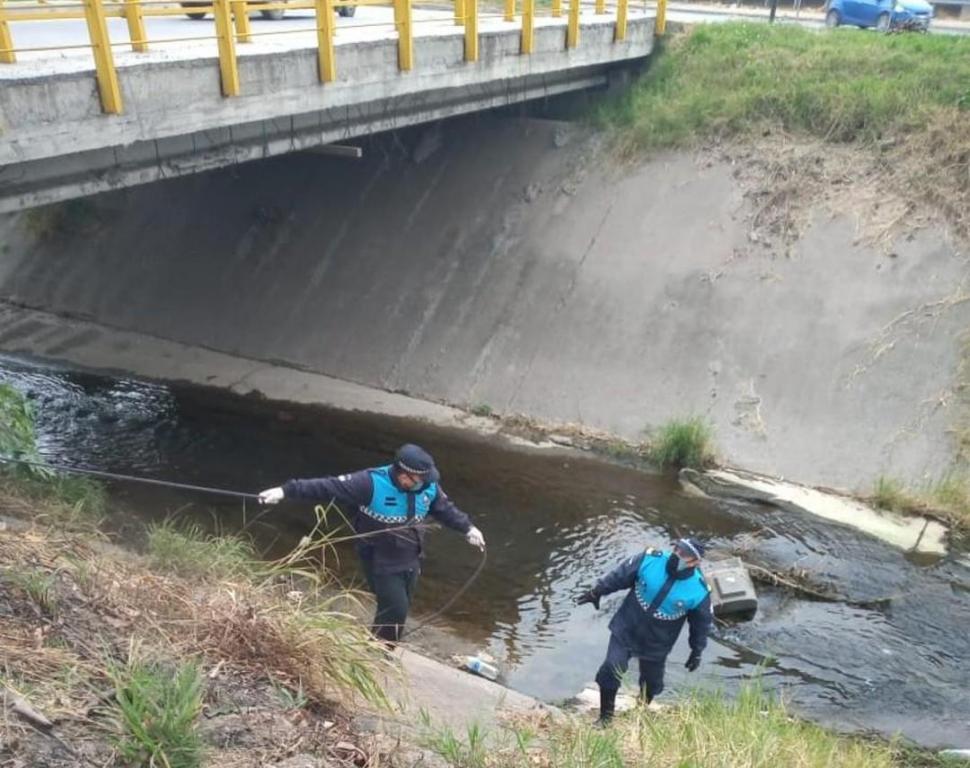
[454,0,464,25]
[314,0,336,81]
[504,0,514,21]
[232,0,252,43]
[551,0,560,18]
[656,0,666,34]
[521,0,533,53]
[566,0,579,47]
[595,0,604,13]
[123,0,147,52]
[212,0,240,96]
[615,0,627,39]
[394,0,412,70]
[0,0,16,63]
[82,0,123,113]
[464,0,477,61]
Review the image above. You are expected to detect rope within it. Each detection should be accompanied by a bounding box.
[402,547,486,639]
[0,454,487,639]
[0,456,260,500]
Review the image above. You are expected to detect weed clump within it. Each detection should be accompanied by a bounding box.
[106,654,204,768]
[147,519,257,581]
[869,472,970,528]
[648,416,715,469]
[872,475,908,512]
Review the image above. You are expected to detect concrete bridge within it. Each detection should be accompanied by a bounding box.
[0,0,655,212]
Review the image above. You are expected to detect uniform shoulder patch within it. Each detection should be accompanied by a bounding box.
[645,547,662,557]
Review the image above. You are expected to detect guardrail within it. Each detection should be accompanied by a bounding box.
[0,0,657,115]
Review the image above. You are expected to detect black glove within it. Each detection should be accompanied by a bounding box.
[685,651,702,672]
[575,589,601,610]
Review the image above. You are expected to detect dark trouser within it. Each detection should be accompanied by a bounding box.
[361,558,419,643]
[595,634,666,711]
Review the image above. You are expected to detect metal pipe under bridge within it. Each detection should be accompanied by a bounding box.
[0,0,657,212]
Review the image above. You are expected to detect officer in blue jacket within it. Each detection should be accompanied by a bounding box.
[576,537,713,724]
[259,444,485,643]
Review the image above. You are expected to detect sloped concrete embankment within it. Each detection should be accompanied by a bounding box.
[0,116,968,491]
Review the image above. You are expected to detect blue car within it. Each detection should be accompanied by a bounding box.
[825,0,933,30]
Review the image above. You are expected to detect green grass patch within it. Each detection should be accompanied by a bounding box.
[598,24,970,150]
[421,718,490,768]
[647,415,715,469]
[423,680,935,768]
[106,656,204,768]
[869,472,970,528]
[147,519,257,581]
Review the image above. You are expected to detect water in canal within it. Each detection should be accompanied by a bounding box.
[2,353,968,748]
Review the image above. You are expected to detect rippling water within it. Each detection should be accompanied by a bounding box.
[2,353,968,748]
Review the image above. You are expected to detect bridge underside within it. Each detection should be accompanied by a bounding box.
[0,16,653,212]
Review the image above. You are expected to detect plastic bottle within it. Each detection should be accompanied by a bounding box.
[461,656,499,681]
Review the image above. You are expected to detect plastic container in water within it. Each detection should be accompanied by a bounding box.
[460,656,499,681]
[703,556,759,620]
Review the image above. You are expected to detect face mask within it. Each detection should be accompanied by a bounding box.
[673,553,691,571]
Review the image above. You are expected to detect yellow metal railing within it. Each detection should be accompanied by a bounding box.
[0,0,656,115]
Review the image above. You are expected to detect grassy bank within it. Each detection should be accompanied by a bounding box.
[0,487,394,766]
[599,23,970,242]
[1,383,395,766]
[600,24,970,148]
[422,681,952,768]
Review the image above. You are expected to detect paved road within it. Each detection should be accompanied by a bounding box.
[4,6,477,63]
[2,0,965,69]
[666,2,969,32]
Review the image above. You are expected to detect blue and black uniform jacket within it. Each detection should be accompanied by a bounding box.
[282,465,472,575]
[594,549,714,661]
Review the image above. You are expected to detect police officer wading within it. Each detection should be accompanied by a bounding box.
[576,537,713,724]
[259,444,485,644]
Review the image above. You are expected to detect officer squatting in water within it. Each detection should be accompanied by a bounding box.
[258,444,485,643]
[576,537,713,724]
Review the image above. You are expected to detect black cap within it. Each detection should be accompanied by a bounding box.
[673,537,706,560]
[393,444,440,483]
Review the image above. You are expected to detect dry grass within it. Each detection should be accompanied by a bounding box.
[869,472,970,529]
[708,115,970,262]
[600,25,970,249]
[0,502,396,766]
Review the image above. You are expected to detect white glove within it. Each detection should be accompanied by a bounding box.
[465,526,485,551]
[258,487,285,505]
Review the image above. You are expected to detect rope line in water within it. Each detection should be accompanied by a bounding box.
[0,454,487,641]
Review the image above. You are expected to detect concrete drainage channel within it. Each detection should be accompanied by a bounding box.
[1,351,969,750]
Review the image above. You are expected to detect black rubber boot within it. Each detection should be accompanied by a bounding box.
[597,687,617,726]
